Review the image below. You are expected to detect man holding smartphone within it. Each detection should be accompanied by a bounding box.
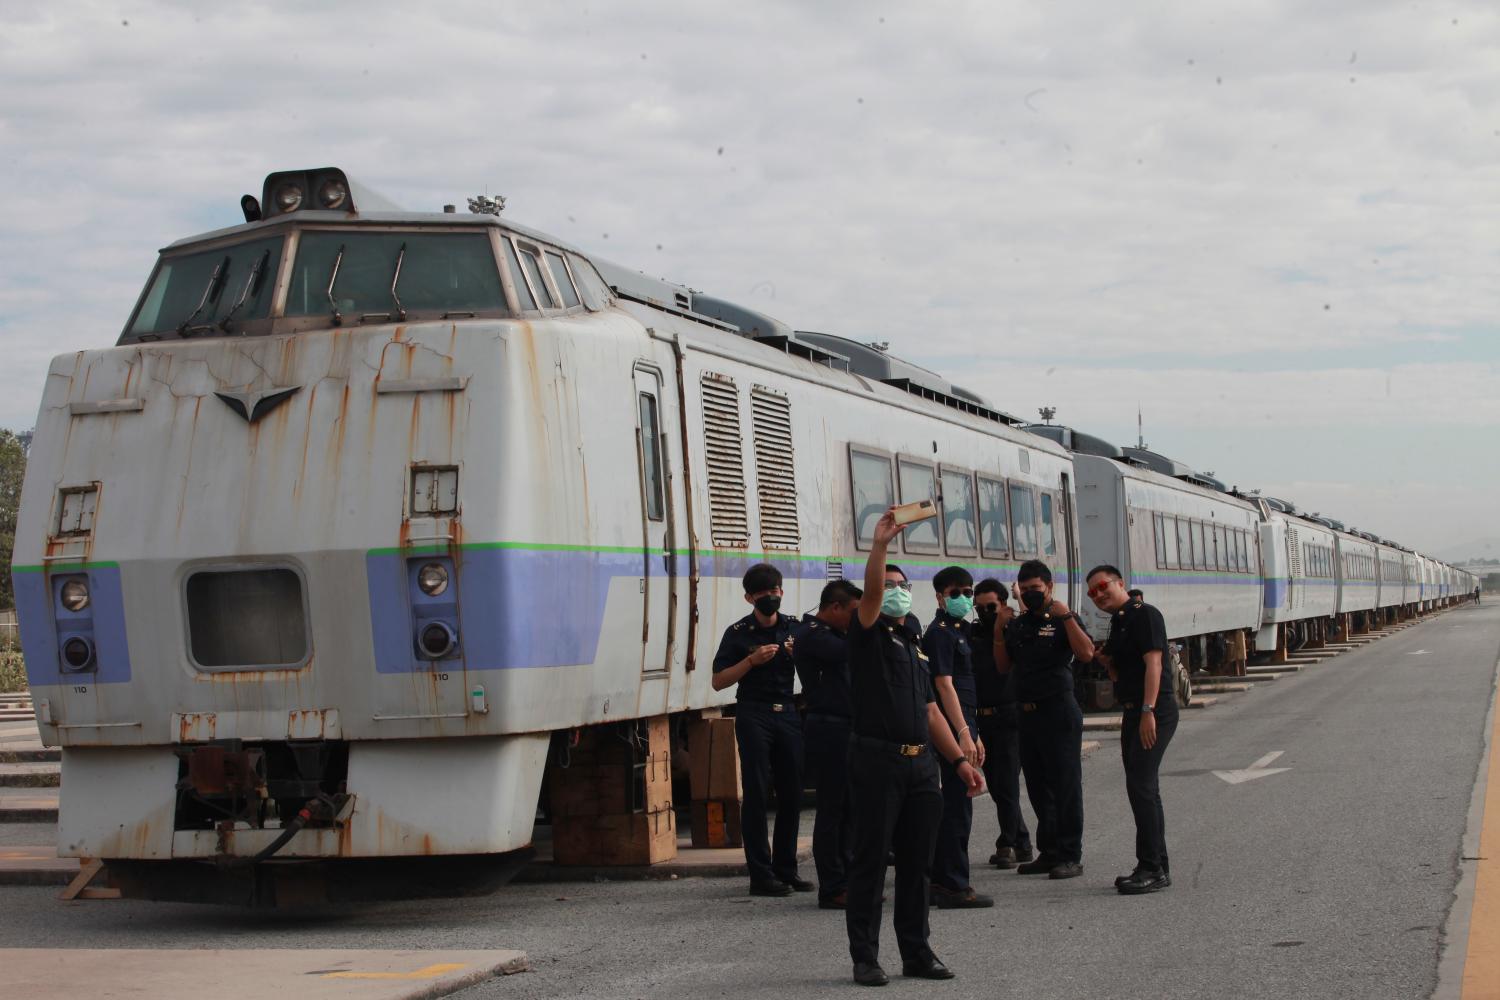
[971,579,1033,869]
[712,563,808,897]
[844,508,984,987]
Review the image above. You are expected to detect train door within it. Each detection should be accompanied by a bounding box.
[1060,473,1079,608]
[633,364,676,676]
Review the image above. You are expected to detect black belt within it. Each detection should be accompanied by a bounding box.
[805,711,851,723]
[852,735,928,758]
[740,700,790,712]
[977,706,1012,717]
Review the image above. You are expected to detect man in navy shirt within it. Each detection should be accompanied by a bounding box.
[713,563,808,897]
[972,578,1033,869]
[794,578,863,908]
[924,565,993,909]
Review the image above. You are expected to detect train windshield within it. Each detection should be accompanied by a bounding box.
[285,231,506,320]
[127,235,285,338]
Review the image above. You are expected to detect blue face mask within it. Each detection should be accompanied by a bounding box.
[944,595,974,619]
[881,585,913,619]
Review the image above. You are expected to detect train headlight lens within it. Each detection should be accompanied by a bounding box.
[417,621,458,660]
[418,563,449,596]
[273,181,304,213]
[317,178,349,209]
[61,636,95,671]
[60,579,90,613]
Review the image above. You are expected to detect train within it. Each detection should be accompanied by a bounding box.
[8,167,1476,904]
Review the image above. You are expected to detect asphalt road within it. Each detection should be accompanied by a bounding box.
[0,605,1495,1000]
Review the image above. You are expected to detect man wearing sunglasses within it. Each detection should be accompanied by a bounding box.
[993,559,1095,880]
[971,579,1033,870]
[923,566,993,909]
[1087,565,1177,895]
[844,508,984,987]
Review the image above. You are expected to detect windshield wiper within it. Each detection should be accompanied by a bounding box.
[217,249,270,333]
[358,242,408,325]
[325,244,346,326]
[176,255,230,336]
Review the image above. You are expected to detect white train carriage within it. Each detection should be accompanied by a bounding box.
[10,167,1078,904]
[1373,540,1406,623]
[1025,430,1262,675]
[1256,505,1340,652]
[1333,527,1379,626]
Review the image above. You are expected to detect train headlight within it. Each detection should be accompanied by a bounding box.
[60,636,95,672]
[60,579,91,613]
[417,563,450,596]
[317,177,349,209]
[273,181,305,213]
[416,621,458,660]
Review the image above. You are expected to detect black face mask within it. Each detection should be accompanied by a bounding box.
[975,605,997,622]
[754,595,782,617]
[1020,589,1048,612]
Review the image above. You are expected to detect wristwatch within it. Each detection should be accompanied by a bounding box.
[1141,703,1155,714]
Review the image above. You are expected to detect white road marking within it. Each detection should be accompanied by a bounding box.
[1408,650,1430,655]
[1214,750,1291,785]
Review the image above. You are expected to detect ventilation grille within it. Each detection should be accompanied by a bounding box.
[751,386,800,550]
[701,373,749,548]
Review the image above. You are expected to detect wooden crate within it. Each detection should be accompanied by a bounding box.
[553,809,677,867]
[690,798,743,849]
[688,718,742,801]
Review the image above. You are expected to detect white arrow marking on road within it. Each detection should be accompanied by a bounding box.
[1213,750,1291,785]
[1407,650,1429,655]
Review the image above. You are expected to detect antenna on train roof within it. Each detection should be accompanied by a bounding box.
[1038,406,1057,425]
[1137,405,1146,449]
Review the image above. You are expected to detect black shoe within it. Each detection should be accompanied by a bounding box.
[782,876,815,893]
[750,879,793,897]
[989,847,1017,868]
[931,885,995,909]
[1048,861,1083,880]
[819,891,847,910]
[1117,869,1171,895]
[853,962,889,987]
[1015,845,1035,864]
[902,957,956,980]
[1114,867,1146,888]
[1016,857,1055,875]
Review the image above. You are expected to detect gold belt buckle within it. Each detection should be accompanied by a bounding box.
[899,744,923,757]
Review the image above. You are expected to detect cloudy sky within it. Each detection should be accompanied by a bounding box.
[1,1,1496,555]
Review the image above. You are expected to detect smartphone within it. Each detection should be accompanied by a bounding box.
[891,499,938,525]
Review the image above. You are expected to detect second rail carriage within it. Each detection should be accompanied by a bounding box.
[9,167,1474,904]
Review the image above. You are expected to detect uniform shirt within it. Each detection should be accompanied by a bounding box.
[712,611,797,704]
[970,617,1015,707]
[1104,600,1177,709]
[922,610,976,711]
[848,613,936,745]
[1002,609,1085,702]
[793,612,853,718]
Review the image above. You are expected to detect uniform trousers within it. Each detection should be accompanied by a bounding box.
[804,713,854,900]
[931,694,978,892]
[845,742,942,967]
[977,706,1032,855]
[734,701,804,885]
[1120,706,1177,873]
[1016,694,1084,864]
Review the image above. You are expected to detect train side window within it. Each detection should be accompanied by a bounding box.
[637,392,665,522]
[1039,492,1057,557]
[1008,483,1038,556]
[897,458,940,554]
[939,466,978,557]
[516,243,558,309]
[501,238,537,311]
[1237,530,1249,572]
[1154,514,1167,568]
[1192,521,1208,570]
[977,475,1010,558]
[1215,526,1228,571]
[545,251,582,309]
[850,447,894,551]
[1163,516,1180,569]
[1176,518,1192,570]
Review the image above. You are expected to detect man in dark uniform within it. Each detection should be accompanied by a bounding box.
[994,559,1095,880]
[971,578,1033,869]
[794,578,863,909]
[712,563,808,897]
[923,566,993,909]
[845,509,984,987]
[1088,564,1178,895]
